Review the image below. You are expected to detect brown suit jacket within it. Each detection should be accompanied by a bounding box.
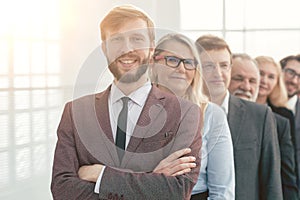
[51,85,202,200]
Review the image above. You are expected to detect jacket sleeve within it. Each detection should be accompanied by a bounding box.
[277,115,299,199]
[51,102,99,200]
[259,108,283,200]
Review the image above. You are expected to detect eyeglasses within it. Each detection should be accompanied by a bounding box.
[153,55,197,70]
[202,62,231,73]
[284,68,300,80]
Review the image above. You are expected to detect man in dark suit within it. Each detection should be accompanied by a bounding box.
[51,5,202,200]
[196,35,282,200]
[280,54,300,190]
[228,53,298,199]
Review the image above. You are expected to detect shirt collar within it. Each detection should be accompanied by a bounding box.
[288,95,298,115]
[220,90,230,115]
[111,81,152,106]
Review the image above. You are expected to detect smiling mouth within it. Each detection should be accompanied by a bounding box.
[259,86,268,90]
[119,59,136,64]
[171,76,186,80]
[118,58,138,69]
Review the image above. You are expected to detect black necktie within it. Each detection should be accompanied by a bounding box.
[116,97,129,162]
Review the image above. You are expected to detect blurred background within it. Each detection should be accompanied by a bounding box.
[0,0,299,199]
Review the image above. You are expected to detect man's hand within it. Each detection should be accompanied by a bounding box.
[153,148,197,176]
[78,164,104,182]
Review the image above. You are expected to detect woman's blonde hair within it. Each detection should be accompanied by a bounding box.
[150,33,208,109]
[255,56,289,107]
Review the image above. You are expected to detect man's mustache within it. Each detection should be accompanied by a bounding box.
[233,89,252,99]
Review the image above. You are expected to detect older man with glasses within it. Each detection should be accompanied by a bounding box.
[280,54,300,191]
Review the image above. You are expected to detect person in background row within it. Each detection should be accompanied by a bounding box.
[51,5,203,200]
[229,53,298,199]
[255,56,295,139]
[229,53,260,102]
[196,34,282,200]
[255,56,298,197]
[280,54,300,192]
[150,33,235,200]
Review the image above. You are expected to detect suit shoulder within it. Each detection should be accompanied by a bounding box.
[271,105,294,120]
[238,97,270,114]
[60,90,108,116]
[67,90,107,105]
[274,113,289,127]
[274,112,288,122]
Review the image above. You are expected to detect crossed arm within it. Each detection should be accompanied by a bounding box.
[78,148,196,182]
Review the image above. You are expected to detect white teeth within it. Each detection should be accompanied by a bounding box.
[120,59,135,64]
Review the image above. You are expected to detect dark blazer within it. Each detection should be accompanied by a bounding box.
[274,113,299,199]
[228,95,282,200]
[294,97,300,190]
[51,85,202,200]
[268,100,296,150]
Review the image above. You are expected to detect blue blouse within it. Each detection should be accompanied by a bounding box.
[192,103,235,199]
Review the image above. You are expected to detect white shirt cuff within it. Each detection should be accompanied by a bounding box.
[94,166,106,194]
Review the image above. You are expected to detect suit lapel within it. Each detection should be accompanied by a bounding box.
[95,86,119,166]
[295,97,300,124]
[228,95,246,146]
[295,97,300,141]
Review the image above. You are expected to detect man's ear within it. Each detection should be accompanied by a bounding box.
[101,42,107,57]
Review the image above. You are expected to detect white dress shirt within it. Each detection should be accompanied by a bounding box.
[192,102,235,199]
[109,82,152,149]
[95,81,152,193]
[287,95,298,115]
[220,90,230,115]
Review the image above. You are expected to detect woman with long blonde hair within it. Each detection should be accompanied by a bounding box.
[150,33,235,200]
[255,56,294,119]
[255,55,295,151]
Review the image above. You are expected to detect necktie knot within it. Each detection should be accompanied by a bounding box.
[121,97,129,108]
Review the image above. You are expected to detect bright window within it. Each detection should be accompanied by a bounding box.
[180,0,300,60]
[0,0,63,194]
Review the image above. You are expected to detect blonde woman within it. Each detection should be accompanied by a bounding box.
[150,33,235,200]
[255,56,295,141]
[256,56,289,107]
